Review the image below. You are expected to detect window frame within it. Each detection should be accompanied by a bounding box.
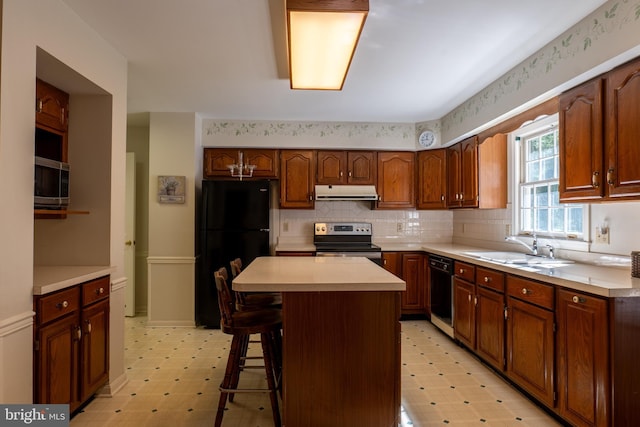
[511,114,590,250]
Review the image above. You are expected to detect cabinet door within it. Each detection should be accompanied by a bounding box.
[347,151,376,184]
[476,286,505,372]
[36,78,69,132]
[316,151,347,184]
[460,136,479,208]
[605,58,640,198]
[382,252,401,277]
[400,253,425,314]
[453,278,475,349]
[204,148,279,178]
[417,149,447,209]
[35,314,80,409]
[80,299,110,402]
[559,77,604,201]
[556,289,609,427]
[376,152,415,209]
[446,144,462,208]
[506,296,555,408]
[478,134,507,209]
[280,150,315,209]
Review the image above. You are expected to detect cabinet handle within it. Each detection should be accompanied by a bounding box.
[592,171,600,188]
[76,326,82,341]
[86,320,92,334]
[340,171,343,177]
[607,168,615,186]
[468,294,471,302]
[572,295,586,304]
[36,98,43,113]
[441,195,445,201]
[56,300,69,310]
[348,171,352,177]
[309,194,312,201]
[474,296,478,306]
[483,276,491,283]
[521,288,531,295]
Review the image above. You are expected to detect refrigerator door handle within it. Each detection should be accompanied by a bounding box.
[259,228,270,232]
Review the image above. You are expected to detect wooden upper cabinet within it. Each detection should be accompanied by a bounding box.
[376,151,415,209]
[417,149,447,209]
[559,56,640,202]
[559,76,605,201]
[478,134,507,208]
[203,148,279,179]
[316,150,376,185]
[280,150,315,209]
[36,78,69,133]
[605,57,640,198]
[447,136,478,208]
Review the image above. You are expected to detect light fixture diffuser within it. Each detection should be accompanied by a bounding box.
[286,0,368,90]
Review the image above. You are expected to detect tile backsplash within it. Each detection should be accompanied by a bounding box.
[276,201,453,245]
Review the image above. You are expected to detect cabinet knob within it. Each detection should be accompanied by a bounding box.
[340,171,343,177]
[468,294,471,302]
[521,288,531,295]
[572,295,586,304]
[56,300,69,309]
[348,171,352,177]
[96,287,105,295]
[592,171,600,188]
[76,326,82,341]
[86,320,92,334]
[125,240,133,246]
[459,268,465,274]
[484,276,491,283]
[441,195,445,201]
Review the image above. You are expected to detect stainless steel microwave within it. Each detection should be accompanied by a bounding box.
[34,156,70,207]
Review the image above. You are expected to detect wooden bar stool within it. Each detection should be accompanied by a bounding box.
[230,258,282,310]
[213,267,282,427]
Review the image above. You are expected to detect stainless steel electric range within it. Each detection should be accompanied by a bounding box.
[313,222,382,265]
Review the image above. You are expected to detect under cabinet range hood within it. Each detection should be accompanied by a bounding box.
[314,185,379,201]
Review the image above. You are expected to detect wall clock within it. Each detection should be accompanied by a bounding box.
[418,130,436,148]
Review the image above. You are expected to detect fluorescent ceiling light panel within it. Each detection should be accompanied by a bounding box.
[287,1,368,90]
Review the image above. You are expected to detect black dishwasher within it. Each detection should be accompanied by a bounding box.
[429,254,454,337]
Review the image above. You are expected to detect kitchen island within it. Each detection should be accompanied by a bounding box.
[233,256,406,427]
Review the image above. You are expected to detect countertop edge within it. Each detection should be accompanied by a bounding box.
[33,265,116,295]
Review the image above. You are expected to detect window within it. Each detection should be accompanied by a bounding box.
[514,115,586,238]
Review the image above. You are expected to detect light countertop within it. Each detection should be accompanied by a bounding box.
[233,256,406,292]
[33,265,115,295]
[420,243,639,298]
[273,241,639,298]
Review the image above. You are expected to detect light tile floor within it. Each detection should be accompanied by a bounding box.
[70,317,563,427]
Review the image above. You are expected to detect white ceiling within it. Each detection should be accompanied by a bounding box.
[61,0,606,124]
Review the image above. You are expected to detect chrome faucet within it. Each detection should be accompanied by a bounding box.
[505,234,538,255]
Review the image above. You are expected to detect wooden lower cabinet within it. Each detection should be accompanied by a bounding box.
[505,276,555,408]
[556,288,609,427]
[453,277,475,348]
[454,266,505,373]
[382,252,428,315]
[34,276,110,413]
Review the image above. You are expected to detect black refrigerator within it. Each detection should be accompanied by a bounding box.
[196,180,271,328]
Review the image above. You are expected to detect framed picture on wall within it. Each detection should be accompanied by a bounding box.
[158,175,186,204]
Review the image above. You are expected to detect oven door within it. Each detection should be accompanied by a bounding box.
[316,251,382,266]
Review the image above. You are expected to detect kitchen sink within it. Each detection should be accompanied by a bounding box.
[463,251,573,268]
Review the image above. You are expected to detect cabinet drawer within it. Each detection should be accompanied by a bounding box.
[507,275,554,310]
[454,261,475,282]
[476,267,505,293]
[37,286,80,325]
[82,276,110,306]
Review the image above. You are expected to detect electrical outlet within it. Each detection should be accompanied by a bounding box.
[595,226,609,244]
[283,221,289,232]
[397,222,403,233]
[505,224,511,236]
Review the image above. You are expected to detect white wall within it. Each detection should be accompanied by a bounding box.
[147,113,198,326]
[0,0,127,403]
